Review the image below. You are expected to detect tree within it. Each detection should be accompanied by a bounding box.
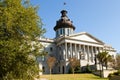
[115,54,120,69]
[104,54,112,70]
[0,0,45,79]
[47,56,56,75]
[97,51,112,77]
[69,57,80,74]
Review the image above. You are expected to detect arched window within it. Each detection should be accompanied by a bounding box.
[50,47,53,52]
[42,66,45,72]
[62,66,64,74]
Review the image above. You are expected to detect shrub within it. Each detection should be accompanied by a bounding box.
[85,64,92,73]
[113,70,120,75]
[68,66,81,74]
[108,70,120,78]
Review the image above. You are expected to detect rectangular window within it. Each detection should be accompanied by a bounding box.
[67,28,69,35]
[63,28,65,34]
[50,47,53,52]
[60,29,62,34]
[56,30,58,36]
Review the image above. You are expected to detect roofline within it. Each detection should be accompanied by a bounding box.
[38,38,54,43]
[55,35,104,46]
[69,32,104,44]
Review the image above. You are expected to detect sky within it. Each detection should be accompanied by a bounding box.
[30,0,120,53]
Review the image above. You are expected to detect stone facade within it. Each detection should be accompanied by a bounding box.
[38,10,116,74]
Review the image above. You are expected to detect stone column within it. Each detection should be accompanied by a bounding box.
[91,46,94,62]
[65,42,67,60]
[72,44,75,57]
[59,45,63,60]
[95,47,98,64]
[70,43,72,58]
[83,45,86,60]
[62,44,65,60]
[87,45,90,62]
[68,43,70,58]
[75,43,77,58]
[77,44,79,59]
[95,47,97,54]
[78,44,81,59]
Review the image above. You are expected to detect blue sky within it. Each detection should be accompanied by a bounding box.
[30,0,120,52]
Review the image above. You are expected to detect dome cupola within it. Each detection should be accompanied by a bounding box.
[54,10,75,37]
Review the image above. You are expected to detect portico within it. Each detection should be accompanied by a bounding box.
[55,31,105,73]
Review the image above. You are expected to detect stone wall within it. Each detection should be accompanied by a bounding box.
[103,70,117,78]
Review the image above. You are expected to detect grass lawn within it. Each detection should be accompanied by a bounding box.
[39,74,108,80]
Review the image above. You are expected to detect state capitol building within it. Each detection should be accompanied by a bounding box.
[38,10,116,74]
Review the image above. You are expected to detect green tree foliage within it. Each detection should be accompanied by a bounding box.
[97,51,112,77]
[69,57,80,74]
[85,64,92,73]
[115,54,120,69]
[47,56,56,75]
[0,0,45,79]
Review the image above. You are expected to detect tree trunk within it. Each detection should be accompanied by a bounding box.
[50,68,52,80]
[106,65,108,70]
[101,64,104,78]
[99,63,102,77]
[72,68,74,74]
[72,68,75,80]
[50,68,52,75]
[106,62,108,70]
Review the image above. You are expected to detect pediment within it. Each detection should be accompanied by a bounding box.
[68,32,104,44]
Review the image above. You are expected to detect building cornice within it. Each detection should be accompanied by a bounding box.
[69,32,104,44]
[38,38,55,44]
[55,36,104,46]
